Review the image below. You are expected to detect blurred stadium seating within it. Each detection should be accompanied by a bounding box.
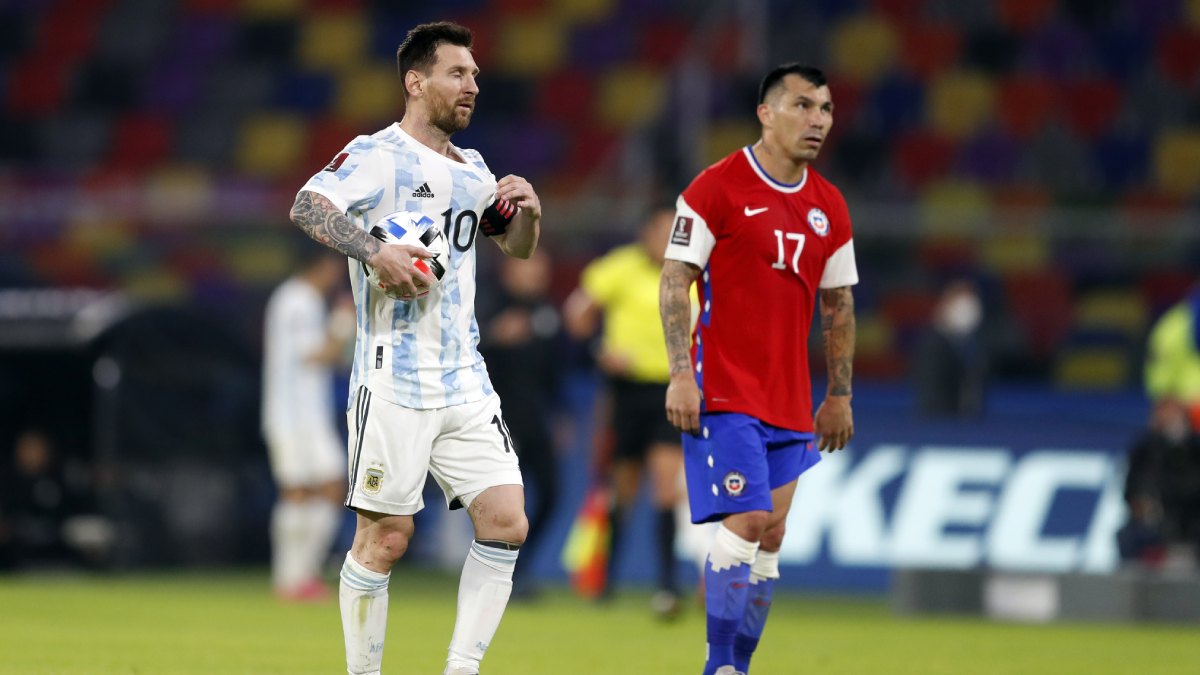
[0,0,1196,386]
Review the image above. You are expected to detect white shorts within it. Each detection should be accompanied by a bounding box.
[345,387,523,515]
[264,425,345,488]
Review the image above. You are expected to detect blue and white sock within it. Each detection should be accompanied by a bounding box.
[733,549,779,673]
[339,552,390,675]
[445,539,520,675]
[703,524,759,675]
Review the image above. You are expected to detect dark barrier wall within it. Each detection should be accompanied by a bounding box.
[538,378,1148,594]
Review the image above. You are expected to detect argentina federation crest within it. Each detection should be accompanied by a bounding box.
[363,467,384,495]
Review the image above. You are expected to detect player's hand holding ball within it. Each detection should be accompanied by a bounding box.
[364,211,450,300]
[368,244,435,300]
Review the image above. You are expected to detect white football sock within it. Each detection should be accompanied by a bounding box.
[750,548,780,582]
[445,540,519,674]
[340,552,390,675]
[303,500,341,580]
[270,500,309,591]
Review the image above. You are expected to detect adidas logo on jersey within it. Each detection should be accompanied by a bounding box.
[412,183,435,198]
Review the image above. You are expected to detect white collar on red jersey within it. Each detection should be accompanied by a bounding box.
[742,146,808,194]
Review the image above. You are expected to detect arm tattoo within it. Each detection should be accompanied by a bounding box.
[289,190,380,264]
[659,260,701,377]
[819,286,856,396]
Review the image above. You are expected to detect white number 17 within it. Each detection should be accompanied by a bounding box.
[772,229,805,273]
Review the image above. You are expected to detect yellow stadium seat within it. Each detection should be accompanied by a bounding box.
[240,0,304,19]
[64,217,135,259]
[855,311,894,357]
[143,165,215,223]
[919,180,991,236]
[1074,289,1148,337]
[1153,129,1200,197]
[1055,348,1130,390]
[496,16,567,75]
[298,13,368,72]
[550,0,615,23]
[704,120,758,166]
[121,267,188,303]
[335,66,401,124]
[598,66,666,128]
[928,70,996,139]
[1187,0,1200,26]
[979,232,1050,273]
[226,235,297,285]
[235,114,307,177]
[829,15,898,83]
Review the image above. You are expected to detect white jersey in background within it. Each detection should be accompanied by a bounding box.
[300,124,497,410]
[261,278,338,448]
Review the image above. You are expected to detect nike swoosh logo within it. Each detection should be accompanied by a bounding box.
[744,207,768,216]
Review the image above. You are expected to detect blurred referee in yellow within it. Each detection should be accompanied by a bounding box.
[565,207,692,619]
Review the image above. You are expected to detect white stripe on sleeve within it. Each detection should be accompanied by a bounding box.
[664,195,717,269]
[819,239,859,288]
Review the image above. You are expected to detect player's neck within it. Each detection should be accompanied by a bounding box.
[399,116,455,158]
[751,140,808,185]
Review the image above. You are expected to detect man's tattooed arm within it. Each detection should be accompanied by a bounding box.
[818,286,856,397]
[289,190,380,264]
[660,260,701,378]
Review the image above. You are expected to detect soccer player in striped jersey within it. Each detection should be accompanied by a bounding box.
[288,22,541,675]
[659,64,858,675]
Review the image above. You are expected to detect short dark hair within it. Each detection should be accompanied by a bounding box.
[758,64,827,104]
[396,22,473,97]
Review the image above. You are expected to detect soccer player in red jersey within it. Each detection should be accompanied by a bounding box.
[659,64,858,675]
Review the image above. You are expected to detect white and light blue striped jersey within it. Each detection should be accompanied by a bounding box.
[299,123,498,410]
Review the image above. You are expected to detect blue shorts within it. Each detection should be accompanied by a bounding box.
[682,412,820,524]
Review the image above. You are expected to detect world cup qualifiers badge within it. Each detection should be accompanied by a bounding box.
[807,208,829,236]
[363,467,384,495]
[723,471,746,497]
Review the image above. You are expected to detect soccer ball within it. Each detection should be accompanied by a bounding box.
[364,211,449,299]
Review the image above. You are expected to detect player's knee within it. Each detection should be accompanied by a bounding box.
[365,522,414,567]
[489,509,528,546]
[760,523,786,551]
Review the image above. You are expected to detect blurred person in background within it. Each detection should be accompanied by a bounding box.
[0,429,105,569]
[1145,282,1200,432]
[660,64,857,675]
[1120,282,1200,567]
[1118,398,1200,567]
[913,279,988,418]
[564,207,692,619]
[288,22,540,675]
[477,250,563,600]
[261,241,354,601]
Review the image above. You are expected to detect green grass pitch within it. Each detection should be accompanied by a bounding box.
[0,570,1194,674]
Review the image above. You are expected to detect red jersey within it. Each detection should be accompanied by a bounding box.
[664,146,858,432]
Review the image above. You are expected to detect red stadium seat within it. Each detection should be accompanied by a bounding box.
[638,19,690,67]
[305,117,361,174]
[995,0,1056,33]
[6,57,70,116]
[107,114,173,172]
[1156,28,1200,87]
[534,68,595,126]
[1003,270,1074,357]
[899,22,962,79]
[996,76,1058,140]
[1059,79,1122,140]
[892,129,957,190]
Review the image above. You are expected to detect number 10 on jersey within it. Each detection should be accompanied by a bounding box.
[772,229,806,273]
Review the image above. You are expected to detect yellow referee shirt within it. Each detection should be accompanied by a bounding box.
[581,243,671,384]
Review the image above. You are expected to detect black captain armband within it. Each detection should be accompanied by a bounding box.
[480,197,517,236]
